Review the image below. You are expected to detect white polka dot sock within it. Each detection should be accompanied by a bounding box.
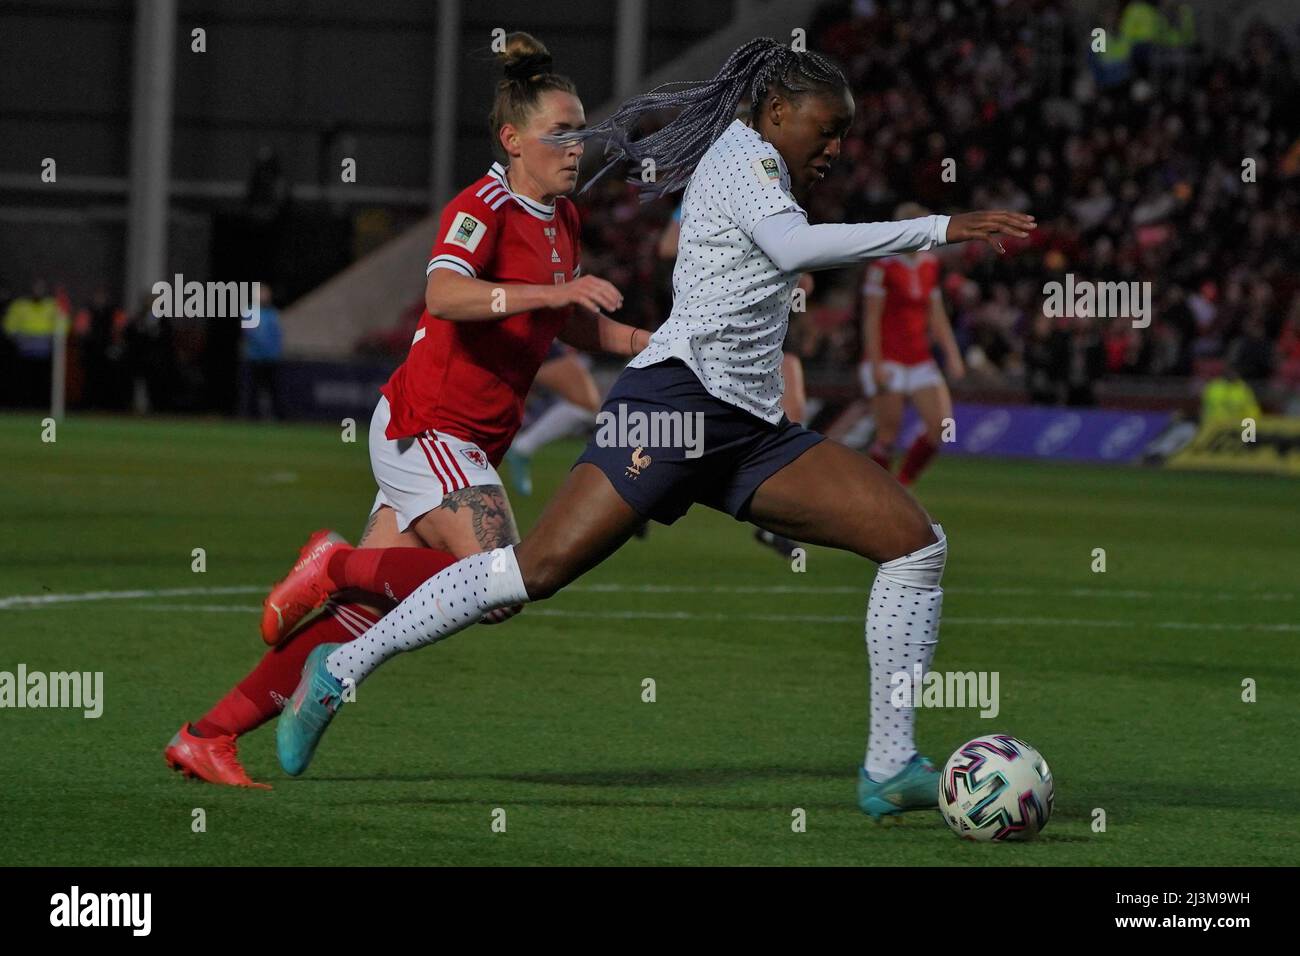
[324,545,529,687]
[865,524,947,782]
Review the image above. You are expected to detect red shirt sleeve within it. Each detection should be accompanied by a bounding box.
[426,189,501,280]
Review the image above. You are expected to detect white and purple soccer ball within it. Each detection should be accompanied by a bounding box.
[939,735,1054,842]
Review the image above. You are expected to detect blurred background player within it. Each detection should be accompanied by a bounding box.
[504,341,600,496]
[240,281,283,420]
[857,202,965,486]
[164,32,646,787]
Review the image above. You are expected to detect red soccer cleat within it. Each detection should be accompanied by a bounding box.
[260,529,349,646]
[164,723,271,789]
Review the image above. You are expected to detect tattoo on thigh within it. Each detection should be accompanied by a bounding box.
[440,485,520,549]
[357,510,380,546]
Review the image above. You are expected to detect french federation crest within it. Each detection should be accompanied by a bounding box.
[625,447,652,479]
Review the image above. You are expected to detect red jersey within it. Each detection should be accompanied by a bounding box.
[862,252,941,364]
[381,162,581,465]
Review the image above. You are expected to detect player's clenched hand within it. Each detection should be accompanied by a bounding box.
[552,275,624,313]
[945,211,1036,254]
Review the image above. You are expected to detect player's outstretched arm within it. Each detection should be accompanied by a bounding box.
[751,209,1035,273]
[425,271,623,322]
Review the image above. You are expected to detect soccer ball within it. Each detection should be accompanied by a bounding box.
[939,735,1054,841]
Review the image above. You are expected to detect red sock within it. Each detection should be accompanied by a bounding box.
[898,435,939,485]
[869,441,893,472]
[327,547,457,602]
[193,602,381,737]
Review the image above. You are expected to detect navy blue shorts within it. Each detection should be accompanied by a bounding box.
[575,359,824,525]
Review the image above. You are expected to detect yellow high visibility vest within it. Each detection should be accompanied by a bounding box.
[2,297,68,337]
[1202,378,1260,423]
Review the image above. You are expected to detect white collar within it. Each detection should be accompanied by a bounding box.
[488,162,556,220]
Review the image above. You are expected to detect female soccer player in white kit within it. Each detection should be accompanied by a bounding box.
[278,37,1033,820]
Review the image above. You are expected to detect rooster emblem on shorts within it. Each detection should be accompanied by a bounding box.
[626,446,652,479]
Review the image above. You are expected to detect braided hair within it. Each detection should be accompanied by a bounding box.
[550,37,847,200]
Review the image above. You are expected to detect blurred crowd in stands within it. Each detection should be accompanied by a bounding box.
[571,0,1300,409]
[0,278,283,417]
[6,0,1299,416]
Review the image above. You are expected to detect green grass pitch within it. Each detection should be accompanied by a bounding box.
[1,411,1296,866]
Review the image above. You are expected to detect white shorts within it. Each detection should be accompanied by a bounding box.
[368,395,503,533]
[859,359,945,398]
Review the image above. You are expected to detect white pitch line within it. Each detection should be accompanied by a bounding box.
[125,604,263,613]
[0,582,1294,611]
[73,602,1300,633]
[576,583,1296,602]
[546,611,1300,632]
[0,585,266,610]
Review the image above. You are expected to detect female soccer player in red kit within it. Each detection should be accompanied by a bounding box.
[860,202,965,485]
[165,33,649,787]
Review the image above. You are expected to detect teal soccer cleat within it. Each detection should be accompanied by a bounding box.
[505,448,533,496]
[277,643,346,777]
[857,753,940,821]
